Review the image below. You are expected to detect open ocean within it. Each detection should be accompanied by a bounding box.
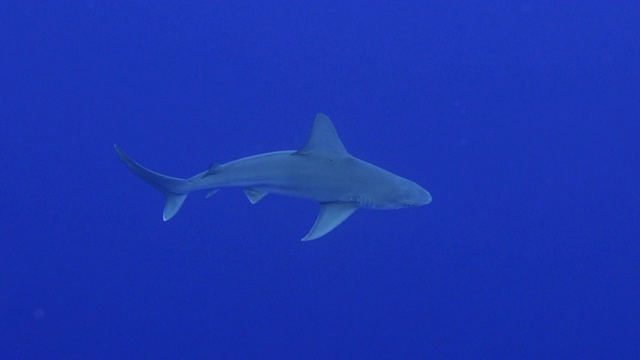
[2,2,638,359]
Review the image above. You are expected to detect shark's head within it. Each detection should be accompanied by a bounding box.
[395,178,432,208]
[361,176,431,210]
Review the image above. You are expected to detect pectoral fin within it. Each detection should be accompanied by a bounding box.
[302,203,358,241]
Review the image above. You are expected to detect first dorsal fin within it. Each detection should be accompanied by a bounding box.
[295,113,349,157]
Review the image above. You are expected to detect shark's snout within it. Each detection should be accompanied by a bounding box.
[400,182,432,207]
[420,189,432,205]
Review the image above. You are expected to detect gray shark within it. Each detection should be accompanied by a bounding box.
[115,113,431,240]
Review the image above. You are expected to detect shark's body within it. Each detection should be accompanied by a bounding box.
[115,113,431,240]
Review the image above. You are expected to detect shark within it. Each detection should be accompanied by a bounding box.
[115,113,431,240]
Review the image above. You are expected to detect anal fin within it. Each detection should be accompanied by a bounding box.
[205,188,220,199]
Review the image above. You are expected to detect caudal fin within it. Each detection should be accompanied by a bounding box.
[114,144,191,220]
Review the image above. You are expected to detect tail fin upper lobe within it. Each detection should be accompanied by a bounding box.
[114,145,190,220]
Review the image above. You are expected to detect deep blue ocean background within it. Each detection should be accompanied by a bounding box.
[2,2,639,359]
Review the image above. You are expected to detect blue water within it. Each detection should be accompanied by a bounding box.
[2,2,638,358]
